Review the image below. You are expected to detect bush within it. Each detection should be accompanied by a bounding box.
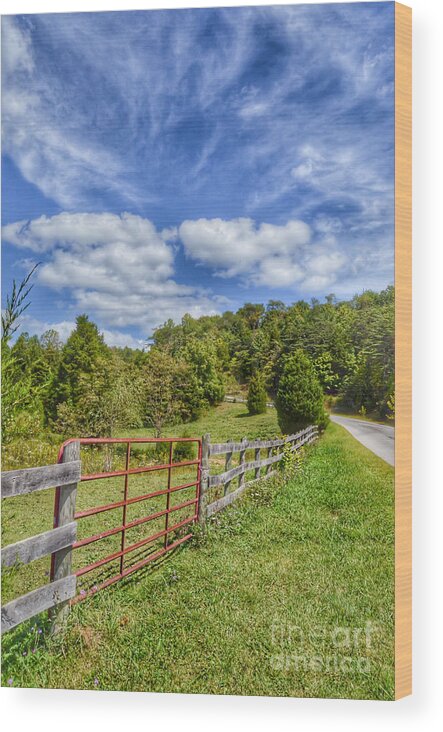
[275,350,328,433]
[247,371,267,415]
[173,440,197,462]
[279,441,302,476]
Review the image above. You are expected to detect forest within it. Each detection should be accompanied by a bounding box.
[1,271,394,469]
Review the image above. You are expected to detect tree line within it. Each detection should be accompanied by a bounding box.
[2,271,394,452]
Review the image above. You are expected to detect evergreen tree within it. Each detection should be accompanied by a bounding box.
[275,350,328,433]
[142,349,202,436]
[47,315,110,423]
[247,371,267,415]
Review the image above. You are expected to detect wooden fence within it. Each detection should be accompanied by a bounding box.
[224,395,275,408]
[1,425,318,634]
[1,457,81,634]
[198,425,318,521]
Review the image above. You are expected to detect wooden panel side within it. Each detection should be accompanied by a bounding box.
[1,522,77,568]
[1,575,77,634]
[395,1,412,700]
[1,461,81,498]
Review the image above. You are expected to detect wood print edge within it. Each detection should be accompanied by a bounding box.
[394,1,412,701]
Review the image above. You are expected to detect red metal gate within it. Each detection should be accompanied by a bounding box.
[52,437,201,602]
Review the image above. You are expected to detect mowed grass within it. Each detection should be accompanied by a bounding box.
[2,421,394,700]
[126,400,281,442]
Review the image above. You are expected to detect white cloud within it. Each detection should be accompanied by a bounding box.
[101,329,145,349]
[179,217,311,277]
[18,316,77,343]
[2,212,221,335]
[18,315,144,349]
[179,216,346,291]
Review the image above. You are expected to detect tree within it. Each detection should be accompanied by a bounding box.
[312,351,340,394]
[340,289,394,416]
[179,337,225,407]
[1,266,43,443]
[142,349,201,436]
[12,333,48,391]
[275,350,328,433]
[247,371,267,415]
[40,329,63,371]
[54,351,144,438]
[47,315,109,422]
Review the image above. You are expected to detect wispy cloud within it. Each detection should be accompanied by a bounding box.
[2,4,395,339]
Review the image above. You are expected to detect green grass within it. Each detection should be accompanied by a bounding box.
[331,409,394,427]
[1,403,280,603]
[126,400,281,442]
[2,421,394,699]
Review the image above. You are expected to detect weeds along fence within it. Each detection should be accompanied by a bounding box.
[1,425,318,635]
[199,425,318,520]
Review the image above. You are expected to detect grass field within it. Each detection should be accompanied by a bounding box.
[1,416,394,699]
[1,402,281,603]
[126,400,281,442]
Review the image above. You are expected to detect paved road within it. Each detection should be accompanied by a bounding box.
[330,415,395,466]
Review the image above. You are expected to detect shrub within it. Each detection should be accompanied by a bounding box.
[275,350,328,433]
[279,441,302,476]
[247,371,267,415]
[173,440,197,462]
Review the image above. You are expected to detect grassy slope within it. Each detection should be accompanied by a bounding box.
[2,421,394,700]
[126,400,281,442]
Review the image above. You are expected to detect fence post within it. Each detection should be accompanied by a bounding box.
[255,447,261,481]
[224,443,233,496]
[265,446,273,475]
[238,437,248,489]
[198,433,210,526]
[50,440,79,634]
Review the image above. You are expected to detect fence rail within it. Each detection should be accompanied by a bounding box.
[1,461,81,498]
[1,461,80,634]
[1,424,318,634]
[200,425,318,520]
[224,395,275,408]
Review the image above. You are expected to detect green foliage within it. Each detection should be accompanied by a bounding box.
[386,392,395,420]
[312,351,340,393]
[1,266,44,445]
[142,348,202,436]
[178,336,225,407]
[54,353,143,437]
[47,315,109,422]
[2,278,394,462]
[275,350,328,433]
[247,371,267,415]
[279,441,303,476]
[339,288,394,417]
[173,439,197,462]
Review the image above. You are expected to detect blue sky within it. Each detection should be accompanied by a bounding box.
[1,3,395,347]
